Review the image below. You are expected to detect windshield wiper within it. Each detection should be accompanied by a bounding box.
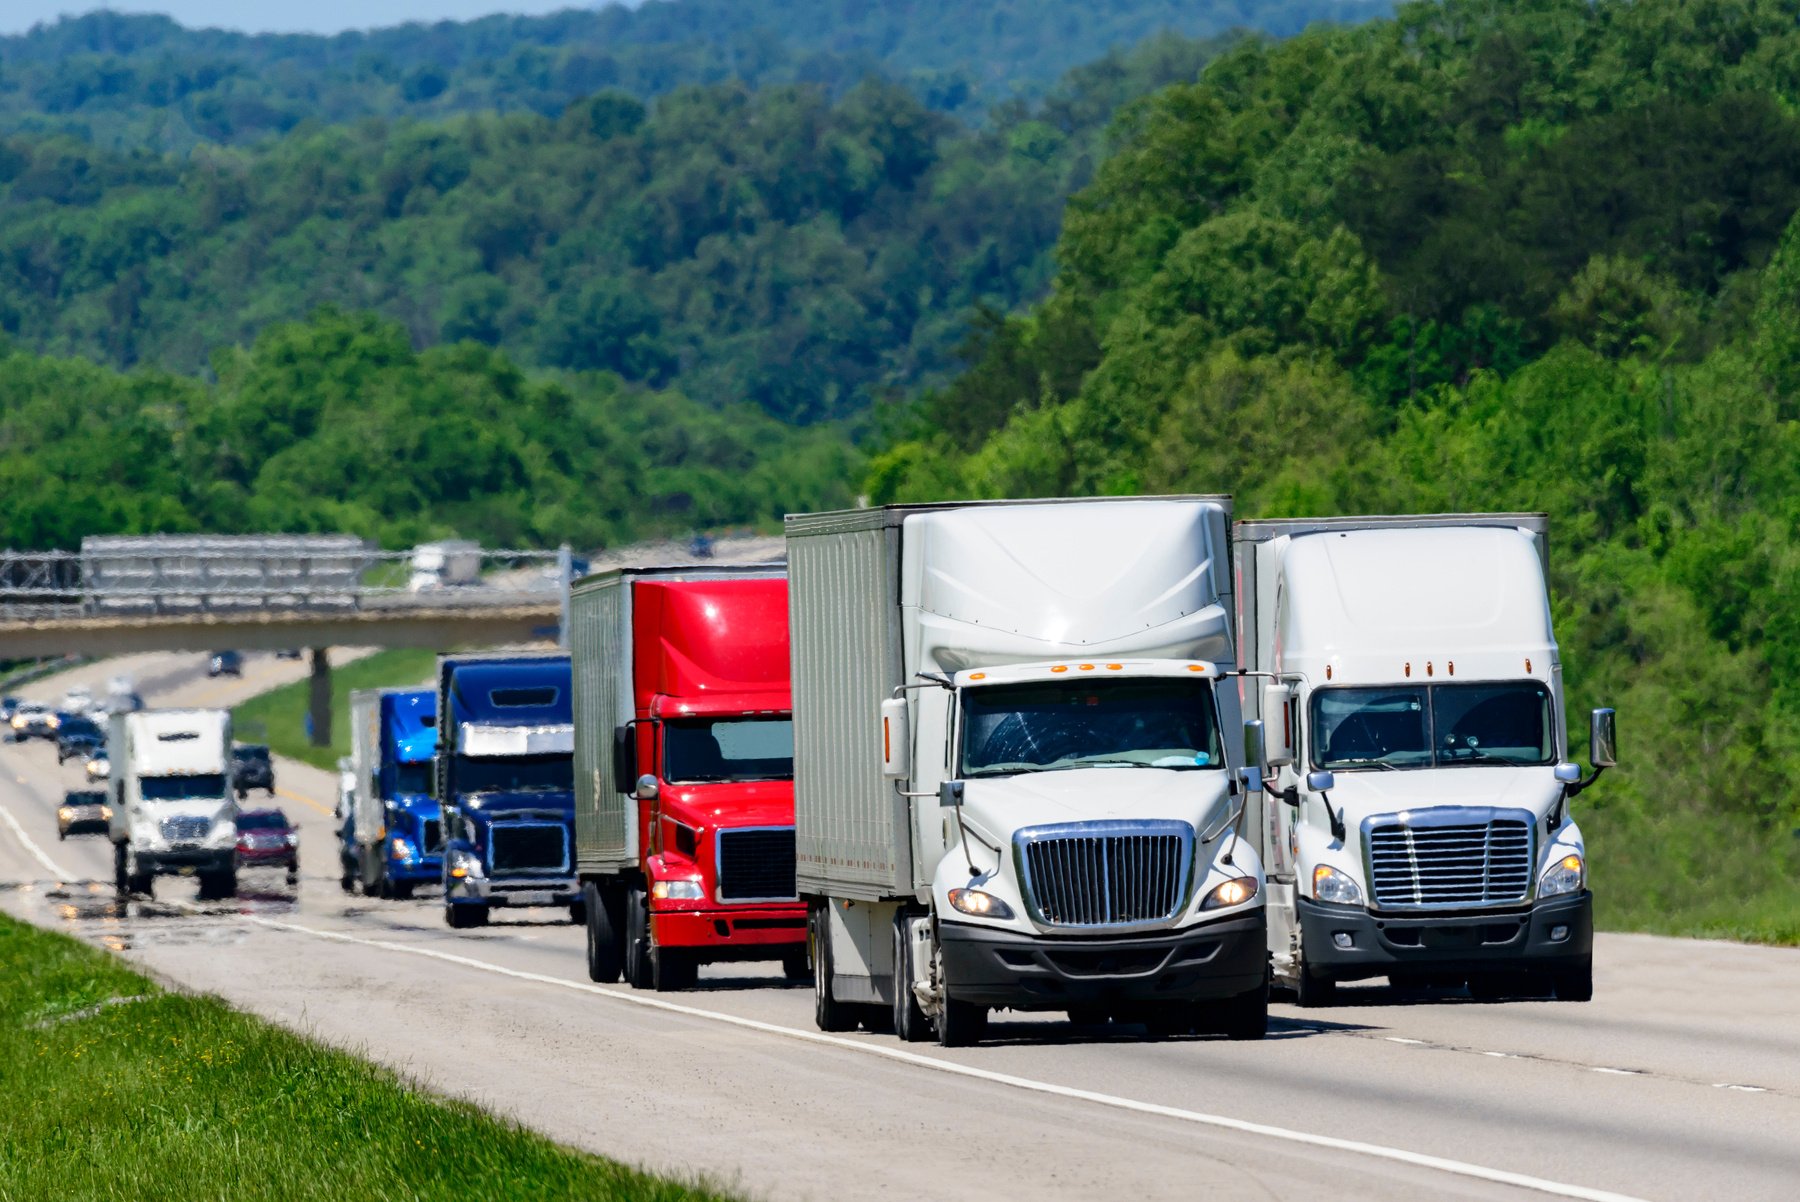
[1327,757,1402,771]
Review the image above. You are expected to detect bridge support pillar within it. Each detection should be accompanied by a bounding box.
[308,648,331,748]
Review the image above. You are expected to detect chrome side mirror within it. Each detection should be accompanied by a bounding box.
[1306,770,1336,793]
[1590,708,1617,768]
[634,773,659,801]
[1553,762,1582,784]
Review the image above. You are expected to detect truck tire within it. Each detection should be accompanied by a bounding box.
[339,860,356,894]
[1552,957,1594,1002]
[624,889,653,990]
[584,882,623,984]
[567,899,585,926]
[445,903,489,929]
[113,842,129,894]
[935,996,987,1047]
[891,915,932,1043]
[651,946,697,992]
[780,946,810,983]
[810,904,855,1032]
[389,880,413,900]
[1295,949,1337,1008]
[1210,973,1270,1041]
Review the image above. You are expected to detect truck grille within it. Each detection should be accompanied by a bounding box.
[1365,810,1534,909]
[716,827,797,901]
[488,823,568,875]
[1016,821,1193,929]
[161,815,210,842]
[421,818,443,853]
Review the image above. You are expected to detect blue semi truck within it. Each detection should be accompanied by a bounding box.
[436,653,583,929]
[348,687,441,900]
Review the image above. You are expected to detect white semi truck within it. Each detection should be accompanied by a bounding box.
[789,497,1268,1047]
[1234,515,1615,1004]
[108,709,239,899]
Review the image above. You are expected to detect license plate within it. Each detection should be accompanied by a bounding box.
[508,891,553,907]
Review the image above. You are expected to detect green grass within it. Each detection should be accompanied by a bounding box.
[232,648,437,771]
[1589,806,1800,946]
[0,914,733,1202]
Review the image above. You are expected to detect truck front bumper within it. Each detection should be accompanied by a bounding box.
[385,856,442,885]
[1298,891,1593,982]
[138,847,235,875]
[446,874,580,908]
[653,904,806,955]
[938,909,1266,1010]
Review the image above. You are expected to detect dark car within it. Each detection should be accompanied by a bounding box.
[208,650,243,677]
[57,789,110,839]
[231,744,276,796]
[56,716,106,763]
[235,809,298,881]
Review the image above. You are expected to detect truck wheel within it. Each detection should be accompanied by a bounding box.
[567,900,585,926]
[935,996,987,1048]
[810,904,855,1032]
[1552,958,1594,1002]
[891,916,932,1043]
[651,946,697,992]
[1211,974,1271,1041]
[780,946,810,983]
[446,903,489,929]
[339,861,356,895]
[624,889,653,989]
[1295,950,1337,1008]
[584,883,623,984]
[389,880,412,900]
[113,842,129,893]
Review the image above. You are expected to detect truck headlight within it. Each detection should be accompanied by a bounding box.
[1539,854,1584,898]
[1200,876,1260,911]
[390,837,414,860]
[947,888,1014,919]
[447,849,483,879]
[1313,864,1364,907]
[650,880,704,901]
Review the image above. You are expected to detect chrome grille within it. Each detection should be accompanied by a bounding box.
[716,827,797,901]
[488,823,568,875]
[161,815,209,842]
[1365,809,1533,909]
[1015,820,1192,929]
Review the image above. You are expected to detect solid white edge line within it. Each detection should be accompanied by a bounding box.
[0,795,75,881]
[239,913,1646,1202]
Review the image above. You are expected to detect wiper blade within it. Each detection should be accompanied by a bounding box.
[1327,757,1402,771]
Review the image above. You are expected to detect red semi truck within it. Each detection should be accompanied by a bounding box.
[570,565,806,990]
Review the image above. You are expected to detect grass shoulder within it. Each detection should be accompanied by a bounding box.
[232,648,436,771]
[0,914,732,1202]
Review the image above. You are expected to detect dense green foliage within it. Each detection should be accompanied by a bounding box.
[0,34,1249,419]
[0,914,734,1200]
[0,308,856,550]
[0,2,1386,147]
[233,647,436,771]
[873,0,1800,941]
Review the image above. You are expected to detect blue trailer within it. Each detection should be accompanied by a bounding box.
[350,687,442,900]
[436,653,582,929]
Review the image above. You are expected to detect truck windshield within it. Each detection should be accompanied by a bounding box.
[452,753,572,794]
[391,762,433,796]
[139,773,228,800]
[664,718,794,783]
[960,678,1221,777]
[1311,682,1554,770]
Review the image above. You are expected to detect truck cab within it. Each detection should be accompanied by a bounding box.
[351,688,441,900]
[573,569,806,991]
[437,655,581,929]
[109,709,239,900]
[1236,518,1614,1003]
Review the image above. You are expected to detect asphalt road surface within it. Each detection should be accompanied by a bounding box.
[1,652,1794,1202]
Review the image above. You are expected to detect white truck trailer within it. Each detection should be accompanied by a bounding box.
[1234,515,1615,1004]
[108,709,239,899]
[408,540,481,591]
[789,498,1269,1046]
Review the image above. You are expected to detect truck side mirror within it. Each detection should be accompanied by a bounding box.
[938,780,964,809]
[1590,708,1617,768]
[1306,770,1336,793]
[880,698,911,780]
[635,774,659,801]
[1239,720,1265,794]
[611,724,637,794]
[1553,762,1582,784]
[1262,684,1294,767]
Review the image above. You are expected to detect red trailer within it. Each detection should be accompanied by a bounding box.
[571,566,806,990]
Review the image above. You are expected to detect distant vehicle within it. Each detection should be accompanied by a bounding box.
[408,540,481,592]
[57,789,111,839]
[235,808,299,883]
[104,677,144,714]
[349,688,441,900]
[55,716,106,763]
[275,648,303,660]
[208,651,244,677]
[10,701,56,741]
[230,744,276,796]
[60,686,95,714]
[109,709,239,899]
[85,754,110,782]
[335,756,357,894]
[0,696,18,723]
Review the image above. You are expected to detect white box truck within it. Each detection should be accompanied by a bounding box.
[408,540,481,591]
[1234,515,1616,1005]
[108,709,239,899]
[789,498,1269,1047]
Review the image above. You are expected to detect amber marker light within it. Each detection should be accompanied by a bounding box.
[1051,665,1068,673]
[1106,663,1123,670]
[1078,663,1095,671]
[969,672,986,681]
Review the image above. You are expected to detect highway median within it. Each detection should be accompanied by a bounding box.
[0,913,734,1202]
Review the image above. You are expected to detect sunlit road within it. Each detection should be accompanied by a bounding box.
[1,653,1795,1202]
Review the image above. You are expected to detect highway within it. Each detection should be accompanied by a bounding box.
[1,652,1795,1202]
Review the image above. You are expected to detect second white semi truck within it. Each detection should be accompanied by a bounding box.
[1234,514,1615,1004]
[789,497,1268,1046]
[108,708,239,899]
